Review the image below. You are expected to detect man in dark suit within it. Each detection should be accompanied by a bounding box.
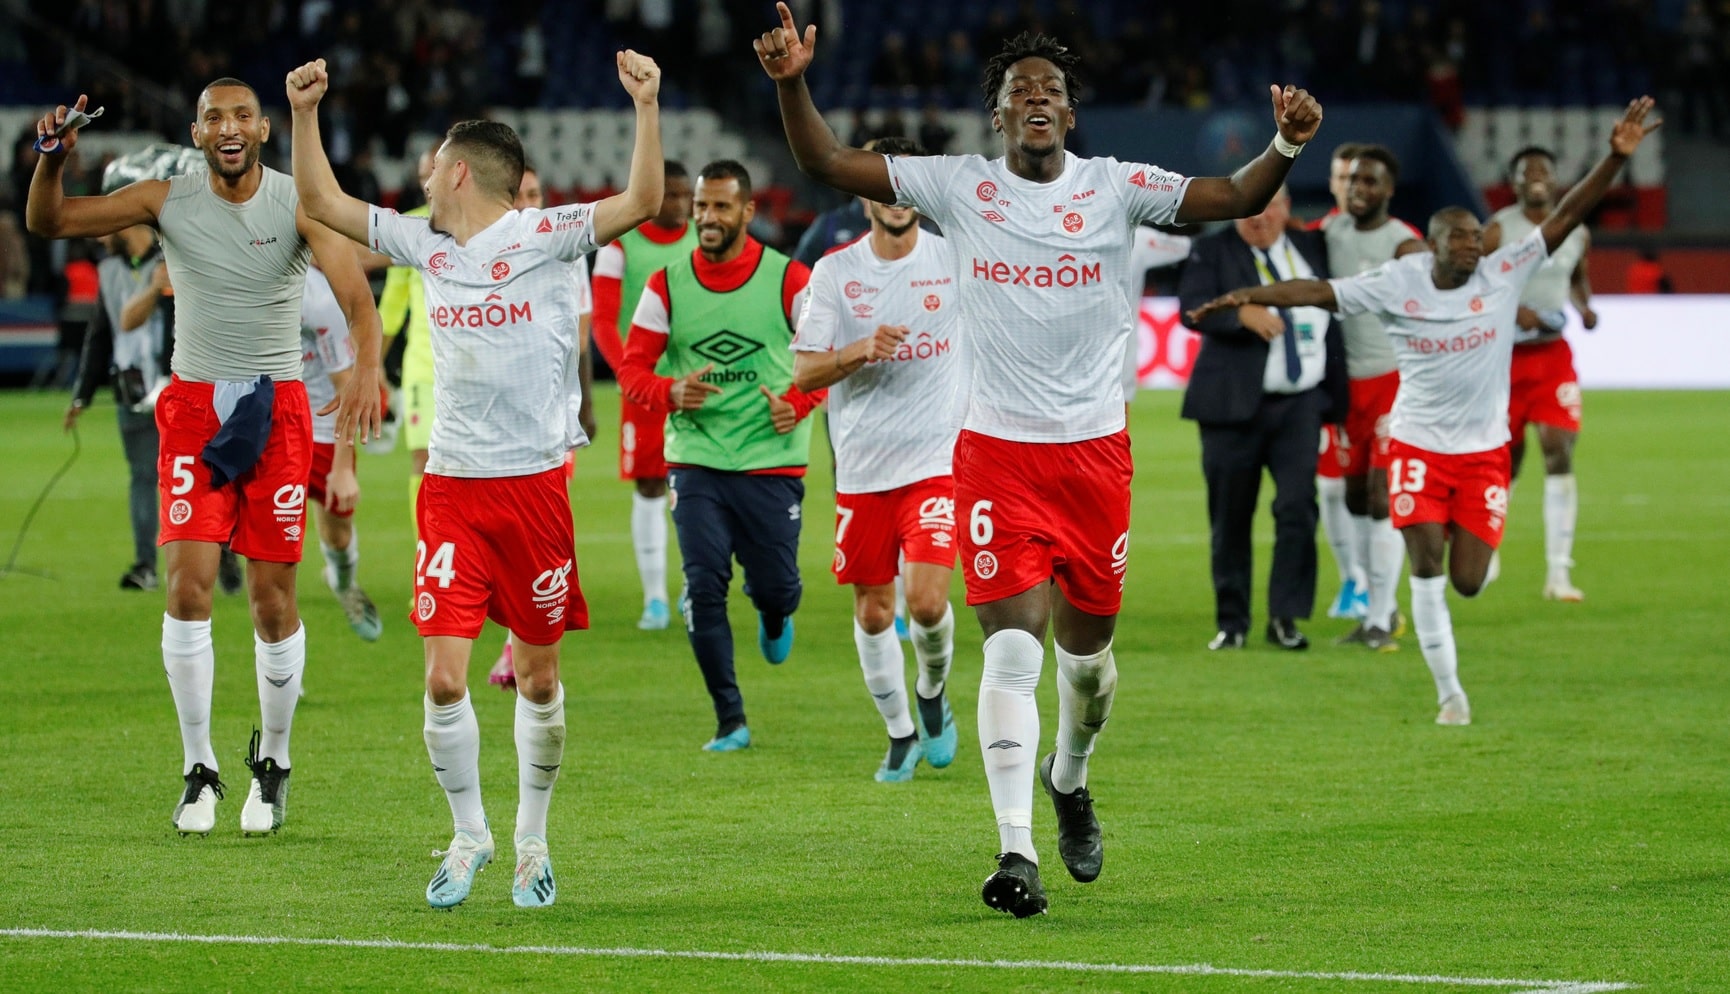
[1178,187,1348,651]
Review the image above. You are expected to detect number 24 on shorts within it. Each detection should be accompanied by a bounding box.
[417,540,457,587]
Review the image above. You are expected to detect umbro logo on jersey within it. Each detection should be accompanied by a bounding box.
[536,217,553,233]
[852,303,875,318]
[691,330,765,365]
[980,210,1007,223]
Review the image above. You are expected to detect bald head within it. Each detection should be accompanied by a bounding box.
[1427,206,1478,242]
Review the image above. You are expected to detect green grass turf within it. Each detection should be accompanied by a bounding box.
[0,386,1725,993]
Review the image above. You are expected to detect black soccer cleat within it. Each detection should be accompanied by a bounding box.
[1039,753,1102,883]
[982,852,1048,918]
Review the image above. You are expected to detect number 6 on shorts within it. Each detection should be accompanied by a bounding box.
[970,500,994,546]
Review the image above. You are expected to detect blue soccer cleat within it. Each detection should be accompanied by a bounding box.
[893,613,910,641]
[874,735,923,783]
[757,614,793,665]
[427,827,494,909]
[638,598,671,631]
[914,690,958,769]
[702,725,751,752]
[1327,577,1366,619]
[511,835,557,908]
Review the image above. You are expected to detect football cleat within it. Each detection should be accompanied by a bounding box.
[489,641,516,692]
[172,763,224,836]
[1362,625,1400,653]
[240,728,290,835]
[1208,630,1246,651]
[757,613,793,665]
[637,598,671,631]
[427,827,495,908]
[981,852,1048,918]
[1544,578,1584,602]
[336,584,382,642]
[702,724,751,752]
[1436,693,1472,726]
[1040,753,1103,883]
[1326,577,1364,619]
[914,689,958,769]
[218,547,244,596]
[874,734,923,783]
[120,562,158,591]
[511,835,557,908]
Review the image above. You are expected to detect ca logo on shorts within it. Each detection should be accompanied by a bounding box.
[532,561,573,599]
[974,551,999,579]
[1394,493,1416,517]
[274,485,307,512]
[417,592,437,621]
[918,496,955,531]
[168,499,193,525]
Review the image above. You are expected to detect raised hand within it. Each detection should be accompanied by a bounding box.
[285,59,329,113]
[36,94,90,155]
[1269,85,1323,146]
[759,385,797,434]
[754,1,817,81]
[616,50,662,105]
[1609,96,1660,157]
[671,364,723,411]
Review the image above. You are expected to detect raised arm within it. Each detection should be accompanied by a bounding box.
[591,51,665,245]
[1176,85,1322,224]
[755,2,895,203]
[1543,97,1659,254]
[1185,279,1338,325]
[26,96,165,238]
[285,60,370,245]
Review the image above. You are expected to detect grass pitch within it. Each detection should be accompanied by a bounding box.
[0,386,1725,993]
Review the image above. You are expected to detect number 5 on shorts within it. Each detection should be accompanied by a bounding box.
[170,455,195,495]
[416,540,457,588]
[970,500,994,546]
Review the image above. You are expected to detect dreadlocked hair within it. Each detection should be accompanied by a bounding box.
[981,32,1082,111]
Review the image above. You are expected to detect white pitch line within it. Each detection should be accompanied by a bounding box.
[0,927,1636,991]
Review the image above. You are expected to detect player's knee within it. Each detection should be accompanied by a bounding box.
[1056,642,1116,696]
[165,575,214,620]
[515,664,559,705]
[1545,451,1572,475]
[636,478,668,499]
[981,628,1043,694]
[425,667,467,705]
[855,596,895,635]
[1451,568,1485,598]
[907,589,949,628]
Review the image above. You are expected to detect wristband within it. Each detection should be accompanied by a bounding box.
[1273,133,1304,159]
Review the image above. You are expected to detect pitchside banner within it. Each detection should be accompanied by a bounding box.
[1140,295,1730,390]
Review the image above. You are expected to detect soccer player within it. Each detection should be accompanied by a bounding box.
[1322,146,1426,652]
[27,82,384,838]
[590,159,695,631]
[1483,147,1594,602]
[755,3,1321,915]
[286,51,664,908]
[790,135,961,783]
[614,159,821,753]
[1121,224,1191,406]
[378,147,438,530]
[488,162,597,692]
[1311,141,1365,619]
[1186,98,1659,727]
[299,265,382,641]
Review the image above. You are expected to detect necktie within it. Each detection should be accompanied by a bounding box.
[1259,247,1302,383]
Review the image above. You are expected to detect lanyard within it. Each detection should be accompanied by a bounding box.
[1251,241,1299,286]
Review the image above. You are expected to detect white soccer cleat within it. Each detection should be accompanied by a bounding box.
[1484,550,1501,587]
[512,835,557,908]
[172,764,224,836]
[1436,693,1472,726]
[427,827,495,908]
[1543,577,1584,602]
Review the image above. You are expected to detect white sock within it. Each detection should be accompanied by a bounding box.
[1544,473,1578,581]
[1349,513,1373,592]
[1410,575,1464,704]
[424,693,487,837]
[1367,516,1406,629]
[911,603,955,698]
[979,629,1043,862]
[321,534,357,593]
[855,621,913,738]
[1051,642,1117,793]
[1318,476,1355,584]
[631,493,669,606]
[161,614,218,774]
[514,683,566,842]
[254,623,306,766]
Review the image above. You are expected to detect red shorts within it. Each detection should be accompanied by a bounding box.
[953,430,1133,616]
[307,441,353,519]
[1386,440,1512,548]
[1317,425,1348,478]
[619,396,667,480]
[156,376,312,563]
[1509,338,1583,436]
[833,476,958,586]
[1341,371,1399,477]
[413,468,590,644]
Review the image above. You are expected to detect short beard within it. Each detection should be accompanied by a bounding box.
[203,144,258,179]
[699,225,741,259]
[878,216,917,238]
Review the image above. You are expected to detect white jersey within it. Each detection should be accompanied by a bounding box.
[1330,229,1550,455]
[568,254,593,317]
[1123,226,1192,398]
[795,232,960,494]
[1488,205,1588,341]
[887,151,1190,442]
[367,203,598,478]
[1323,211,1423,379]
[299,267,355,445]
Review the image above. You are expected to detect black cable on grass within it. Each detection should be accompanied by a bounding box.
[0,423,81,579]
